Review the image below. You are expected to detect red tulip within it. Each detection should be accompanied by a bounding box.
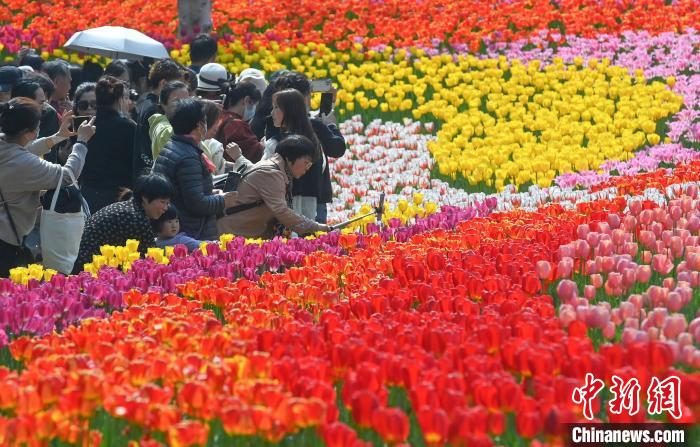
[417,407,449,446]
[350,390,380,428]
[320,422,359,447]
[371,407,409,444]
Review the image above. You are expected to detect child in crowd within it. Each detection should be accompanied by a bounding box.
[154,205,208,251]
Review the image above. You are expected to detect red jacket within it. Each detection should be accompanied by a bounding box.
[216,110,264,163]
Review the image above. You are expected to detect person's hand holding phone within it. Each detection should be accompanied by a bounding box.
[319,110,337,125]
[76,116,97,144]
[57,110,77,138]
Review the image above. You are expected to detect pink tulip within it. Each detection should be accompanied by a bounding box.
[576,240,591,259]
[669,236,684,259]
[590,273,603,289]
[536,260,552,280]
[576,224,590,240]
[651,254,674,275]
[629,200,642,216]
[586,232,600,248]
[670,206,683,222]
[607,214,621,229]
[603,321,616,339]
[639,230,656,250]
[628,294,643,310]
[678,333,693,349]
[611,229,626,246]
[556,279,578,303]
[623,242,638,257]
[583,285,596,301]
[667,291,683,312]
[586,306,610,329]
[619,301,637,320]
[559,304,577,327]
[597,222,611,234]
[687,215,700,232]
[598,239,614,257]
[662,277,675,289]
[663,314,687,340]
[647,327,660,341]
[622,215,637,232]
[557,258,574,279]
[621,268,636,288]
[642,251,652,264]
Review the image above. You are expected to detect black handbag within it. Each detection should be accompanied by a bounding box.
[40,183,84,213]
[0,186,36,267]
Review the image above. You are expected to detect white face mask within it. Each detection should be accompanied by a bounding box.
[243,103,256,121]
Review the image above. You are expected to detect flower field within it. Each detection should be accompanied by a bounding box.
[2,0,700,446]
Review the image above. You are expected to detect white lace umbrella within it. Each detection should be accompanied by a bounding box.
[64,26,169,59]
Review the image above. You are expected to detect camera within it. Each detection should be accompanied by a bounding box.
[129,89,139,102]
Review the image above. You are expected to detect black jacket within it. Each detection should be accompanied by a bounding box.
[291,119,346,202]
[132,93,159,179]
[80,108,136,189]
[73,198,155,273]
[152,134,224,240]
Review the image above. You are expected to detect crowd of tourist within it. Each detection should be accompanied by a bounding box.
[0,34,347,277]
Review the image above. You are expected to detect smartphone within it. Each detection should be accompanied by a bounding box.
[71,115,91,131]
[319,92,334,115]
[310,79,333,93]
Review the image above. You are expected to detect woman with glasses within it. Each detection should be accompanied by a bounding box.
[217,134,331,239]
[79,76,136,212]
[73,82,97,117]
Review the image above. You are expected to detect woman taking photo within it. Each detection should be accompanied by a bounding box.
[152,98,238,240]
[216,81,263,163]
[217,134,331,239]
[79,76,136,212]
[0,97,96,277]
[73,174,173,273]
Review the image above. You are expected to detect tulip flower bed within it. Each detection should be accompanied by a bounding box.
[2,0,699,56]
[2,193,699,446]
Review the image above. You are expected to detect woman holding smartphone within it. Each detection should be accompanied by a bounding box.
[79,76,136,212]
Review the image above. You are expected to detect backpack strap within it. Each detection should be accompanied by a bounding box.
[223,163,282,216]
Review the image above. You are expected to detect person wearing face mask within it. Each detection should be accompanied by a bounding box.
[147,81,190,160]
[0,97,96,277]
[152,98,238,240]
[79,76,136,213]
[216,81,264,163]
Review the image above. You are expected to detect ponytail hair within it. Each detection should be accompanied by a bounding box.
[0,97,41,138]
[224,81,261,109]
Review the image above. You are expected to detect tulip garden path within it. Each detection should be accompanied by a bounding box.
[1,0,700,446]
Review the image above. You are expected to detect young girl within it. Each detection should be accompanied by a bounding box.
[154,205,208,252]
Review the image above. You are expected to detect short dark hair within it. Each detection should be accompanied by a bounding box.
[126,60,147,85]
[95,75,127,110]
[154,204,179,231]
[160,81,188,105]
[0,97,41,137]
[28,72,55,99]
[73,82,96,111]
[275,134,317,163]
[18,50,45,71]
[41,60,70,81]
[81,60,103,83]
[133,174,174,204]
[69,64,84,97]
[148,59,184,89]
[190,34,218,63]
[104,60,129,80]
[224,81,261,109]
[11,79,42,101]
[273,71,311,97]
[170,98,205,135]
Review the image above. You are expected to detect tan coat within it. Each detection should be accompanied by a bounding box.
[217,154,325,239]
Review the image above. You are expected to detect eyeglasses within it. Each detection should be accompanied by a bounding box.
[77,100,97,110]
[303,159,313,170]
